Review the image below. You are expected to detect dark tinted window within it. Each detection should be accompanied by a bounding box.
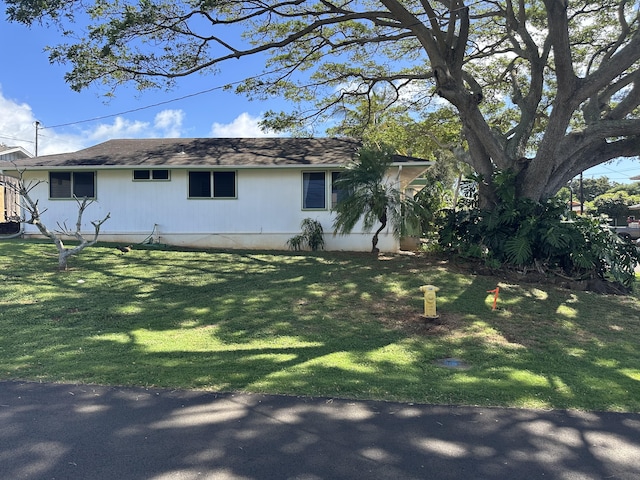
[152,170,170,180]
[213,171,236,198]
[73,172,95,198]
[189,171,212,197]
[50,172,71,198]
[133,170,151,180]
[49,172,95,199]
[303,172,326,209]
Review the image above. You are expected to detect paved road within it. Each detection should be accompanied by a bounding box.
[1,381,639,480]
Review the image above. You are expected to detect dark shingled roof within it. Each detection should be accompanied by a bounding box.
[5,138,369,169]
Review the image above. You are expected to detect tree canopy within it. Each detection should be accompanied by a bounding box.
[569,177,620,203]
[592,190,640,224]
[6,0,640,207]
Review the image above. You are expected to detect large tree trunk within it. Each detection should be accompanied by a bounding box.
[421,1,640,209]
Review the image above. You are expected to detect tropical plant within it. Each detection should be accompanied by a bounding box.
[287,218,325,251]
[438,171,640,288]
[413,172,451,244]
[332,146,423,253]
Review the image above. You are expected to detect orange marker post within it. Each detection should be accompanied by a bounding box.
[487,287,500,310]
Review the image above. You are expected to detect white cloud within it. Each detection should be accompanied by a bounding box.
[154,109,184,137]
[0,87,38,155]
[210,112,278,137]
[1,85,191,156]
[2,86,276,159]
[0,89,86,156]
[86,116,151,141]
[84,109,185,142]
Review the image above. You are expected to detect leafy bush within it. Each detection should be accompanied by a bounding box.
[287,218,325,251]
[438,171,640,288]
[413,173,450,238]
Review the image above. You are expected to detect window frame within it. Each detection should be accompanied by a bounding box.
[49,171,96,199]
[133,169,171,181]
[302,171,327,210]
[187,170,237,199]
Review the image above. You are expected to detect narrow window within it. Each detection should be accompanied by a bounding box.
[303,172,326,209]
[133,169,170,181]
[133,170,151,180]
[331,171,347,209]
[152,170,170,180]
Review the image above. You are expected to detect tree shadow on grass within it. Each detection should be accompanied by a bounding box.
[2,241,639,411]
[435,273,640,411]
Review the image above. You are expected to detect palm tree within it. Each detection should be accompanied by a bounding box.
[333,146,422,253]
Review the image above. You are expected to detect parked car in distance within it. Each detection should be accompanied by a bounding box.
[611,222,640,241]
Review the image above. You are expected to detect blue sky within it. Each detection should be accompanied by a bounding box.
[0,4,637,182]
[0,6,284,157]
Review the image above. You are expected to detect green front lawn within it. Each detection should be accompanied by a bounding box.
[1,240,639,412]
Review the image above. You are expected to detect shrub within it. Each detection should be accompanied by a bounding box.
[287,218,325,251]
[438,171,640,289]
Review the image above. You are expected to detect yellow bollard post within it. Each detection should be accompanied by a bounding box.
[419,285,440,319]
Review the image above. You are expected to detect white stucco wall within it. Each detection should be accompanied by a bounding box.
[16,167,399,252]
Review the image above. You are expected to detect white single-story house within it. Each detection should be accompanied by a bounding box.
[1,137,432,251]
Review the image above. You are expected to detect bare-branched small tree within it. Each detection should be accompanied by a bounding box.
[7,169,111,270]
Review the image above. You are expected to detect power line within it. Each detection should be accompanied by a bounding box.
[41,84,228,130]
[0,133,34,144]
[38,62,284,130]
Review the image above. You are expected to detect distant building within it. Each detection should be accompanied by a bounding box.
[0,144,33,223]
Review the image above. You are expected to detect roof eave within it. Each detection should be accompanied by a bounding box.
[1,162,357,172]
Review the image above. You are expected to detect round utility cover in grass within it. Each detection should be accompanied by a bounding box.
[435,358,470,369]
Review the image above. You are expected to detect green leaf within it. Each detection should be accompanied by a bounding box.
[505,236,532,266]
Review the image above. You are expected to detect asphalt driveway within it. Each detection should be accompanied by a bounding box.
[1,381,639,479]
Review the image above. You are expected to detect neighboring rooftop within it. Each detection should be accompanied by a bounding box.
[0,144,33,162]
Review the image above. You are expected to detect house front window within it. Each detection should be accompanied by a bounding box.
[49,172,96,199]
[188,171,236,198]
[303,172,326,209]
[302,171,345,210]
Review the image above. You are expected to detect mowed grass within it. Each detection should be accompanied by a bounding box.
[1,240,639,412]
